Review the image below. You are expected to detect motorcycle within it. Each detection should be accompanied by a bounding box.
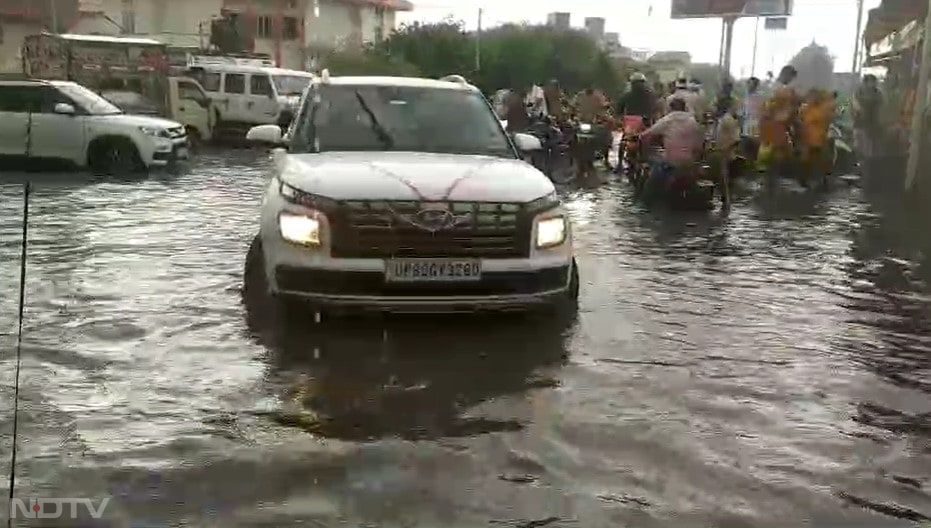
[618,115,648,176]
[571,120,611,180]
[524,115,573,183]
[637,140,716,211]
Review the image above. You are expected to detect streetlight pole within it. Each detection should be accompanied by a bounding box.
[722,16,736,78]
[905,1,931,191]
[751,16,761,78]
[852,0,865,73]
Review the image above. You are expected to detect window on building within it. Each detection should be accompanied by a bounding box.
[249,75,273,96]
[283,17,299,40]
[223,73,245,94]
[121,0,136,34]
[256,16,273,38]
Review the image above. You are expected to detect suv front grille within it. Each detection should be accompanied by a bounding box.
[330,200,531,258]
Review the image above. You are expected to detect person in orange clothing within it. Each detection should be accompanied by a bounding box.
[757,65,799,172]
[798,89,835,184]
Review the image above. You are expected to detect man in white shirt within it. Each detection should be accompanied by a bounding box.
[666,78,692,113]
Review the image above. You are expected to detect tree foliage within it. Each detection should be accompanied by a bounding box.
[324,21,644,97]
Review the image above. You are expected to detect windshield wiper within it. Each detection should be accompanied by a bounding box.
[354,91,394,150]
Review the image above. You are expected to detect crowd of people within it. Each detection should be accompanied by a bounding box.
[497,65,885,191]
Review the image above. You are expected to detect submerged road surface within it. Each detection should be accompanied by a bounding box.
[1,150,930,527]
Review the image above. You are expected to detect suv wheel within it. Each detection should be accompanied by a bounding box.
[243,235,323,321]
[542,258,579,322]
[89,138,142,175]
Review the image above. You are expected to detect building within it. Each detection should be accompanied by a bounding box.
[583,16,604,41]
[0,0,122,72]
[0,0,414,72]
[546,12,570,30]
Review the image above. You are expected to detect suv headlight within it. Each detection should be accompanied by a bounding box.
[139,126,170,138]
[278,179,338,209]
[535,215,567,248]
[279,211,321,246]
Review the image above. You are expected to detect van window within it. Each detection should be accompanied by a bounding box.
[0,85,41,112]
[201,72,221,92]
[177,80,207,102]
[224,73,245,94]
[250,74,273,96]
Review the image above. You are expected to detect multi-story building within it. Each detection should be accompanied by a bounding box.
[546,12,570,30]
[0,0,414,72]
[583,16,604,41]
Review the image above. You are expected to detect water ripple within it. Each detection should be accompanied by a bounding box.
[0,150,928,526]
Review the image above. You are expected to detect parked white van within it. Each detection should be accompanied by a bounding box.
[185,55,315,132]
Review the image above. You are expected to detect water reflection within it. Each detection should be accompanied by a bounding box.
[243,291,573,441]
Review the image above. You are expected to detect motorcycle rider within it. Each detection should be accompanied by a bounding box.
[544,79,568,123]
[504,88,530,133]
[616,72,657,173]
[714,80,736,119]
[666,78,692,113]
[616,73,655,120]
[638,97,704,201]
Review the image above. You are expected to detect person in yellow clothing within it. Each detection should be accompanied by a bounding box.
[798,89,835,184]
[757,65,799,172]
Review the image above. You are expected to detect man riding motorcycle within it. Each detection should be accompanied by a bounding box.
[615,72,657,174]
[572,88,613,174]
[637,97,704,202]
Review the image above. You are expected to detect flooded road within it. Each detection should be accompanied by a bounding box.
[1,149,930,527]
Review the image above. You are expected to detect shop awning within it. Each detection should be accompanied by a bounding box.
[864,0,927,47]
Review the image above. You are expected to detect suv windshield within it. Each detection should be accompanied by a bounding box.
[273,75,313,96]
[57,83,123,115]
[290,84,514,158]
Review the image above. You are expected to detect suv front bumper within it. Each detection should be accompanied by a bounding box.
[141,137,190,167]
[262,237,574,313]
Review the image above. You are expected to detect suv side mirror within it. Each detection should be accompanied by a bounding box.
[54,103,76,115]
[513,132,542,151]
[246,124,284,145]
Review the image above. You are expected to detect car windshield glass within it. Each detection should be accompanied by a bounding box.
[101,91,159,114]
[58,83,123,115]
[290,84,514,158]
[273,75,312,96]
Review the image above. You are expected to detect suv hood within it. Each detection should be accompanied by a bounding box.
[93,114,183,130]
[279,152,555,202]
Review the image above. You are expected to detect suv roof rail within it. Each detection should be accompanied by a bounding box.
[188,54,275,69]
[439,74,468,85]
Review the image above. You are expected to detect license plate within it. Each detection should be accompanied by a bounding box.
[175,147,189,159]
[385,259,481,282]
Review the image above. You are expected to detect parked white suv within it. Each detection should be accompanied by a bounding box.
[243,74,579,315]
[0,78,189,173]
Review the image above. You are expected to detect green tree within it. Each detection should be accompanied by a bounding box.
[321,47,421,77]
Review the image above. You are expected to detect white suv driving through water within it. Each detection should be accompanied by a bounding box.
[0,78,189,173]
[243,73,578,314]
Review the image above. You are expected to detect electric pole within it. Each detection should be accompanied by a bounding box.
[475,8,482,72]
[49,0,58,34]
[852,0,865,74]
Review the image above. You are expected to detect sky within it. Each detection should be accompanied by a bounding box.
[397,0,883,76]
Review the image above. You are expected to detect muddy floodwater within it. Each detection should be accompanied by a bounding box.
[1,149,930,527]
